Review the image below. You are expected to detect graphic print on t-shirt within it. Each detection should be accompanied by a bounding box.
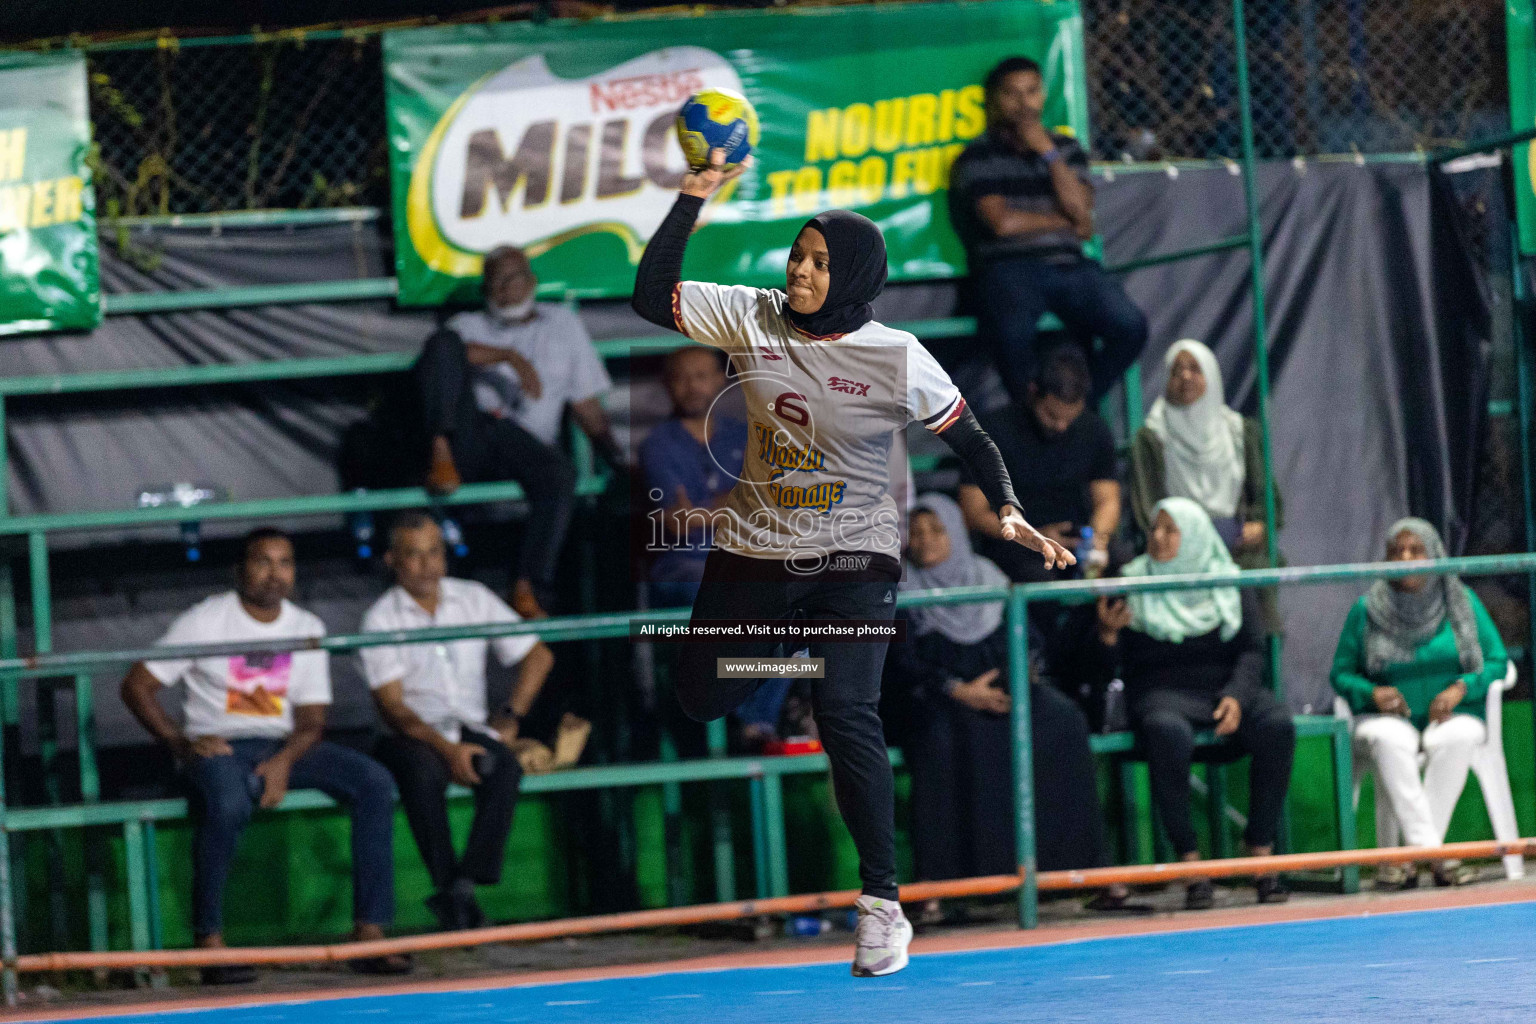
[751,421,848,514]
[225,652,293,717]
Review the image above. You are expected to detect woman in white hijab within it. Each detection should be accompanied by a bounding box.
[1131,340,1282,572]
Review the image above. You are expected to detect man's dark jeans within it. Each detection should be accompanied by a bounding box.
[414,328,577,592]
[373,728,524,892]
[182,738,398,938]
[976,255,1149,403]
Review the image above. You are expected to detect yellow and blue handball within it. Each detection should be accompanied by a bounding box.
[676,88,760,171]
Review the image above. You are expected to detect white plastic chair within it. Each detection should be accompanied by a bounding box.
[1335,660,1524,880]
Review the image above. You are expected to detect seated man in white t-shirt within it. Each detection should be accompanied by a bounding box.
[413,245,623,619]
[361,512,556,932]
[119,528,408,983]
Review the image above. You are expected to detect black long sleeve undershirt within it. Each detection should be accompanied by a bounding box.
[939,407,1021,516]
[632,193,705,332]
[635,194,1018,522]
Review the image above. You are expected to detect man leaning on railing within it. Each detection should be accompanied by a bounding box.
[118,527,411,982]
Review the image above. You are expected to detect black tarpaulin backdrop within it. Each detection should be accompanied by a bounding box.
[0,160,1491,720]
[1100,161,1488,712]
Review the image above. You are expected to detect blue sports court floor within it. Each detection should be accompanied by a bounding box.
[36,901,1536,1024]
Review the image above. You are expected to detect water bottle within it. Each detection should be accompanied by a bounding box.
[440,516,469,558]
[137,482,228,509]
[1075,526,1095,577]
[349,507,375,560]
[180,520,202,562]
[1103,678,1128,734]
[785,915,830,938]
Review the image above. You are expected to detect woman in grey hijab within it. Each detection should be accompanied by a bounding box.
[887,494,1142,920]
[1330,518,1506,887]
[902,493,1009,645]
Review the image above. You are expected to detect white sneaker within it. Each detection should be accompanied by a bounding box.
[851,894,912,977]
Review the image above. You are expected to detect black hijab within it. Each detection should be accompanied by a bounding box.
[783,209,889,338]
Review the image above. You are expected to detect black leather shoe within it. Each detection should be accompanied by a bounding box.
[349,953,415,975]
[199,964,257,985]
[450,878,485,930]
[1184,880,1215,910]
[1255,874,1290,904]
[1085,892,1156,914]
[424,889,463,932]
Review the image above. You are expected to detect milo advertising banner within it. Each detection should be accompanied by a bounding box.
[0,51,100,335]
[385,1,1088,304]
[1511,0,1536,256]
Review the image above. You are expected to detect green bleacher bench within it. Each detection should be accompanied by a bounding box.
[1,711,1355,959]
[0,748,905,956]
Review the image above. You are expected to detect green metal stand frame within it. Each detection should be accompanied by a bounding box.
[3,549,1514,993]
[2,0,1532,998]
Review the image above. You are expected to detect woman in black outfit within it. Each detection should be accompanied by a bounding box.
[1083,497,1294,908]
[886,494,1143,920]
[631,150,1073,976]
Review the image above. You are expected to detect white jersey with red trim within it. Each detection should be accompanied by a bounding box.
[672,280,964,565]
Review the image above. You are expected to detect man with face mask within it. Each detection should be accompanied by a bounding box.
[413,246,623,619]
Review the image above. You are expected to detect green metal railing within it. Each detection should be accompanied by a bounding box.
[3,0,1530,998]
[1,550,1529,996]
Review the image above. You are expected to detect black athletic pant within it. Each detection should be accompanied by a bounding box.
[413,328,576,591]
[374,728,524,891]
[1133,687,1295,857]
[676,549,901,900]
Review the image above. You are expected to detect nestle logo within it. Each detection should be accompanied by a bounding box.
[827,376,871,397]
[589,69,704,113]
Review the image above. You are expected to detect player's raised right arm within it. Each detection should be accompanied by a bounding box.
[631,148,750,333]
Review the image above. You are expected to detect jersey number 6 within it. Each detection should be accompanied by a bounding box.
[771,392,810,426]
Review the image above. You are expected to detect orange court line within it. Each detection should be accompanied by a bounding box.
[6,879,1534,1023]
[14,838,1534,976]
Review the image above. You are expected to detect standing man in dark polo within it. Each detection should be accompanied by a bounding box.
[948,55,1148,403]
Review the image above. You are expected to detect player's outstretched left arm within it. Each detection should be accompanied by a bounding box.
[938,406,1075,570]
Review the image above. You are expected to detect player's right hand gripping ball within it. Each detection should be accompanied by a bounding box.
[676,88,760,171]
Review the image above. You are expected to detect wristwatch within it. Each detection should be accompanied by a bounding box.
[1040,147,1062,165]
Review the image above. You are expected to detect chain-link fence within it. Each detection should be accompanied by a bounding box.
[1086,0,1507,161]
[86,36,386,216]
[74,0,1511,214]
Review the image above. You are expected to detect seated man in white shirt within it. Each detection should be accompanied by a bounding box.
[119,528,408,983]
[414,245,624,619]
[362,512,556,931]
